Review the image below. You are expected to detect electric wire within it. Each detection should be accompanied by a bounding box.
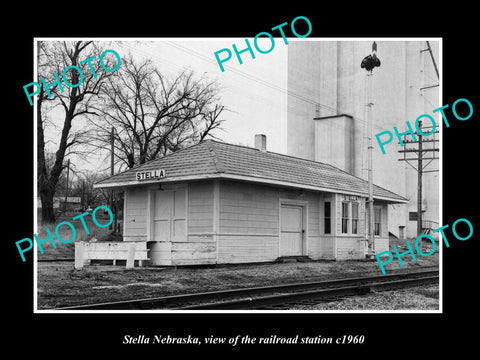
[115,41,440,136]
[162,41,396,133]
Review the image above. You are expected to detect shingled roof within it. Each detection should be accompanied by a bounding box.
[94,140,407,203]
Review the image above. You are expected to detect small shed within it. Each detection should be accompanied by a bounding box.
[37,196,81,210]
[94,137,407,266]
[59,196,82,211]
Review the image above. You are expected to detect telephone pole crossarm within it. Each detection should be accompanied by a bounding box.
[397,118,439,241]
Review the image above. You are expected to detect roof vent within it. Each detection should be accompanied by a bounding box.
[254,134,267,152]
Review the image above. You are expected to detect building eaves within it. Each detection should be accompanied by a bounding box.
[93,139,407,204]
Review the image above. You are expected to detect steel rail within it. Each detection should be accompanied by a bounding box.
[53,269,438,310]
[180,275,438,310]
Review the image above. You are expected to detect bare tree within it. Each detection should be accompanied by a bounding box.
[37,41,115,223]
[90,56,225,170]
[70,171,113,209]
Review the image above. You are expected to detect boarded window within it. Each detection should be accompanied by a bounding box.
[409,211,425,221]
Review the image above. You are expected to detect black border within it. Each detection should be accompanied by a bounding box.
[7,5,478,355]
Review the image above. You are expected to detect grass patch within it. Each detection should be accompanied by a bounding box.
[36,212,118,259]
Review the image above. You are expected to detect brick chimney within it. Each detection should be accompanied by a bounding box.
[254,134,267,152]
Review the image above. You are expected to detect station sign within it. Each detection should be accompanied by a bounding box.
[135,169,166,181]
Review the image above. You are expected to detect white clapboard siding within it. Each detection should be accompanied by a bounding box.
[124,235,147,242]
[335,194,343,236]
[308,236,336,260]
[307,236,321,259]
[124,187,148,236]
[188,181,214,234]
[172,242,216,265]
[173,235,216,265]
[219,181,279,235]
[304,192,320,236]
[374,237,389,254]
[217,235,278,263]
[336,236,365,260]
[147,242,172,266]
[218,181,331,263]
[187,235,215,243]
[321,237,335,259]
[380,203,388,238]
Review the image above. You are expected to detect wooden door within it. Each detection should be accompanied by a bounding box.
[280,204,304,256]
[152,187,187,243]
[153,190,172,242]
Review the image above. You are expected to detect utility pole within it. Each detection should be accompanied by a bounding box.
[366,71,375,258]
[361,41,381,259]
[111,126,114,176]
[423,41,439,80]
[64,158,70,212]
[417,121,423,241]
[399,41,440,248]
[109,127,113,231]
[110,126,117,232]
[82,178,86,211]
[398,122,439,249]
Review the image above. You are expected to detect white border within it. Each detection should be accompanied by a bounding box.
[33,37,442,314]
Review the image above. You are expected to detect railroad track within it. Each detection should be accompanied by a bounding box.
[54,269,438,310]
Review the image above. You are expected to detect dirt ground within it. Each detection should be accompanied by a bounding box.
[35,213,441,310]
[290,284,439,311]
[36,252,439,310]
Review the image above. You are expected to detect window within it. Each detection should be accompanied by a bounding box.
[341,202,349,234]
[374,207,381,236]
[352,203,359,234]
[409,211,425,221]
[324,201,331,234]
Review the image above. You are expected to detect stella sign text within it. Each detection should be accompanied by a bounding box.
[135,169,166,181]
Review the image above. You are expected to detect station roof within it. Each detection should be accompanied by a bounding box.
[94,139,407,203]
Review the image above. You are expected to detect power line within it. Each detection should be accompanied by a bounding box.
[398,120,439,247]
[424,41,439,80]
[134,41,381,133]
[163,41,398,134]
[164,41,338,113]
[118,41,427,136]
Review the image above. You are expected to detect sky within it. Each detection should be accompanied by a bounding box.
[114,39,290,151]
[38,38,290,180]
[37,38,440,182]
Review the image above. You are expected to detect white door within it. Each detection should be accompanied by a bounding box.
[152,188,186,242]
[280,204,304,256]
[153,190,172,242]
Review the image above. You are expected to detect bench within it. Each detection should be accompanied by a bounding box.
[75,241,150,269]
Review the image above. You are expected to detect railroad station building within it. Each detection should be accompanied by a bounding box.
[94,135,407,266]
